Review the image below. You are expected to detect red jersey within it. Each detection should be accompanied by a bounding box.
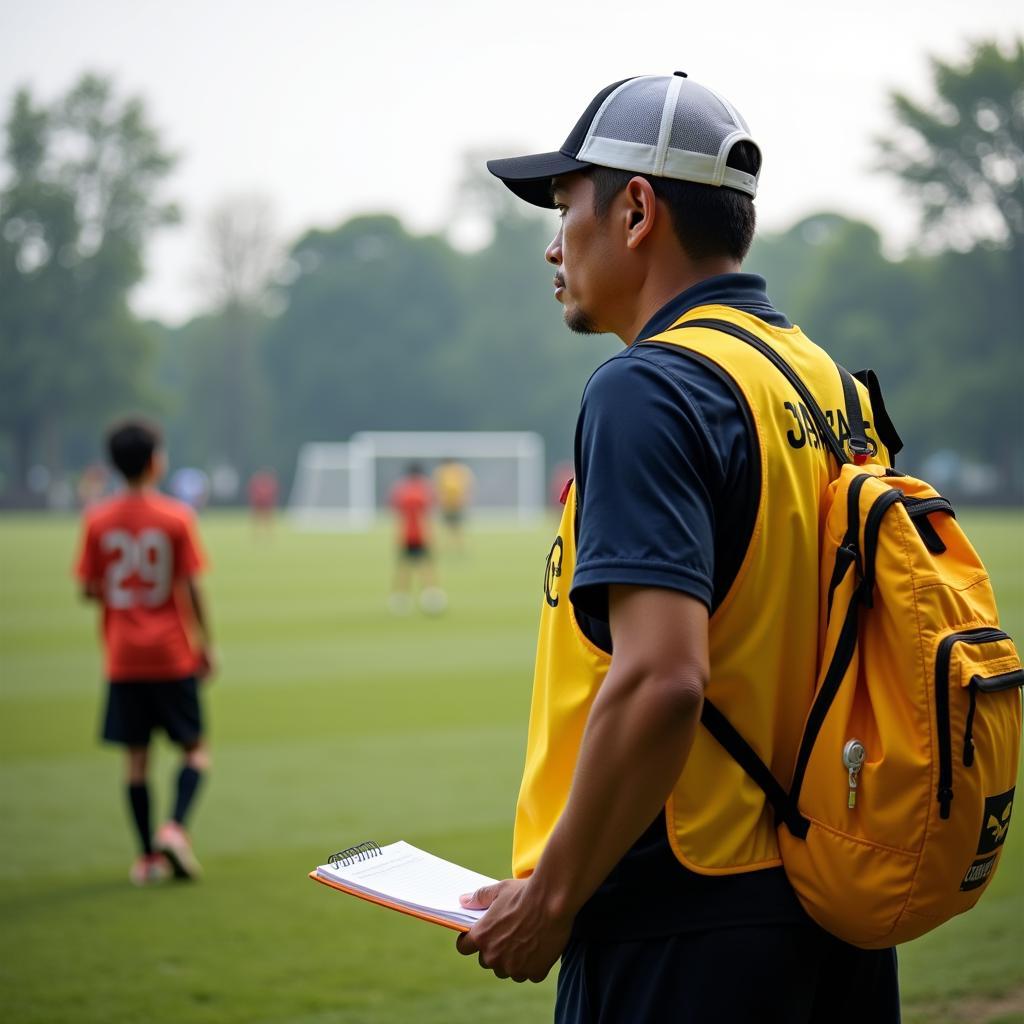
[75,490,207,682]
[247,470,279,510]
[390,477,434,546]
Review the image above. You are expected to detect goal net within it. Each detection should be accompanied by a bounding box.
[288,431,545,529]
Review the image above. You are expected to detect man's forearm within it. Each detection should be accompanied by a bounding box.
[527,661,704,921]
[187,579,211,646]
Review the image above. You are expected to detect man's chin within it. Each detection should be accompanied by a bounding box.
[564,307,602,335]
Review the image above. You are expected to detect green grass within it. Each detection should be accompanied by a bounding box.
[1,510,1022,1023]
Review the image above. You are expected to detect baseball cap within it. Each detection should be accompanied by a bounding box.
[487,73,761,208]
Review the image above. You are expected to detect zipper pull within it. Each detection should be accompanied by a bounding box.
[843,739,866,809]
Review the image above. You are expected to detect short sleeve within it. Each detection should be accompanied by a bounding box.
[570,353,724,621]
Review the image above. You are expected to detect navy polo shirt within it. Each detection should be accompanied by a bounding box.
[565,272,807,940]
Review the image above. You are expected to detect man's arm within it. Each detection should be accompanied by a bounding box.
[456,583,708,982]
[185,577,215,680]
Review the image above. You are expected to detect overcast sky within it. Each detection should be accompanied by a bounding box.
[2,0,1020,323]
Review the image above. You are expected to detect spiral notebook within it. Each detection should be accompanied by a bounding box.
[309,841,498,933]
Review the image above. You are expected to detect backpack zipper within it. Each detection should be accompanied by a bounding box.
[859,486,902,607]
[935,628,1010,818]
[963,684,978,768]
[790,484,900,805]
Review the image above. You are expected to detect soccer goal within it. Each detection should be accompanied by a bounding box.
[288,431,545,529]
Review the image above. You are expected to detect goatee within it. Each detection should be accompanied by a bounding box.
[564,307,601,335]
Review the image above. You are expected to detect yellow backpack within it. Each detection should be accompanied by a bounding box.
[694,318,1023,948]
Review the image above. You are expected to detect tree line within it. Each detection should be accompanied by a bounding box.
[1,41,1021,505]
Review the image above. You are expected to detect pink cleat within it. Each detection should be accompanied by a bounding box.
[130,852,171,887]
[154,821,202,880]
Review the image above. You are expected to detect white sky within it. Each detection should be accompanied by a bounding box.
[2,0,1021,324]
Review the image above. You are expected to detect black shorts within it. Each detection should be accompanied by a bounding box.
[442,509,463,527]
[401,542,430,559]
[555,922,900,1024]
[102,677,204,747]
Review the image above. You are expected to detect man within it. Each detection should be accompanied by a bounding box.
[389,463,447,614]
[75,419,213,886]
[433,457,474,553]
[247,467,279,535]
[455,74,900,1021]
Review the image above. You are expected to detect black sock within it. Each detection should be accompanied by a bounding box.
[127,783,152,855]
[172,765,203,825]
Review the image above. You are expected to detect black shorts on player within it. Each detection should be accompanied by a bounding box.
[102,677,203,747]
[401,542,430,560]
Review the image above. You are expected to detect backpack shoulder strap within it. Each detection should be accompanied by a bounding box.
[671,318,850,467]
[701,698,810,838]
[854,368,904,463]
[838,365,875,462]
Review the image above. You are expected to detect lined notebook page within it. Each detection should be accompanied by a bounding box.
[315,841,498,925]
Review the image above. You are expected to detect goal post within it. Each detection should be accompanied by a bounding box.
[288,431,545,529]
[287,440,375,529]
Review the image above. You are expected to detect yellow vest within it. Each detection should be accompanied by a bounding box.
[514,304,889,877]
[435,462,472,511]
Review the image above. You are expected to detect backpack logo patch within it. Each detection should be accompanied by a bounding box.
[960,787,1014,893]
[978,788,1014,856]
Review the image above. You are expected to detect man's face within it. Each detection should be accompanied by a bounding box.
[546,173,622,336]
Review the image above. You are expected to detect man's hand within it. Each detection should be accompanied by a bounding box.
[197,646,216,682]
[454,877,572,983]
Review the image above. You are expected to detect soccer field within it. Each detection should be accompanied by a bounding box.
[1,511,1022,1024]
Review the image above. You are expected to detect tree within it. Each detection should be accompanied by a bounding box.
[192,195,280,478]
[198,194,280,311]
[876,39,1023,490]
[0,73,177,497]
[877,39,1024,265]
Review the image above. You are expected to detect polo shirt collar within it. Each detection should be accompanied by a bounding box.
[633,272,791,344]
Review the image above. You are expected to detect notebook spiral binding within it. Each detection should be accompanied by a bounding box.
[328,841,382,868]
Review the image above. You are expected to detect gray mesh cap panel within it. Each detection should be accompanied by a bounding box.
[668,82,740,156]
[591,77,669,148]
[487,73,761,203]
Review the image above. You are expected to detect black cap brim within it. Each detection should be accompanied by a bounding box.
[486,151,592,208]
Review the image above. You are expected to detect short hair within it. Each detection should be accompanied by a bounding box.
[106,418,162,481]
[585,141,759,261]
[406,462,424,477]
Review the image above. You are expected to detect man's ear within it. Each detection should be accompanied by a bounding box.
[623,176,657,249]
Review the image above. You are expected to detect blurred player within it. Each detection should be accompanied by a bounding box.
[548,459,574,514]
[433,457,474,553]
[74,419,214,886]
[168,465,210,510]
[76,462,109,507]
[389,463,446,615]
[247,467,279,535]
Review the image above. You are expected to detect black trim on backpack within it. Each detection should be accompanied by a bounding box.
[826,473,871,623]
[901,495,955,554]
[788,592,864,807]
[973,668,1024,693]
[860,488,903,608]
[934,628,1011,819]
[963,684,978,768]
[854,369,904,462]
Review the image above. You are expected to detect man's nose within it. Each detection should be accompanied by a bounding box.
[545,228,562,266]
